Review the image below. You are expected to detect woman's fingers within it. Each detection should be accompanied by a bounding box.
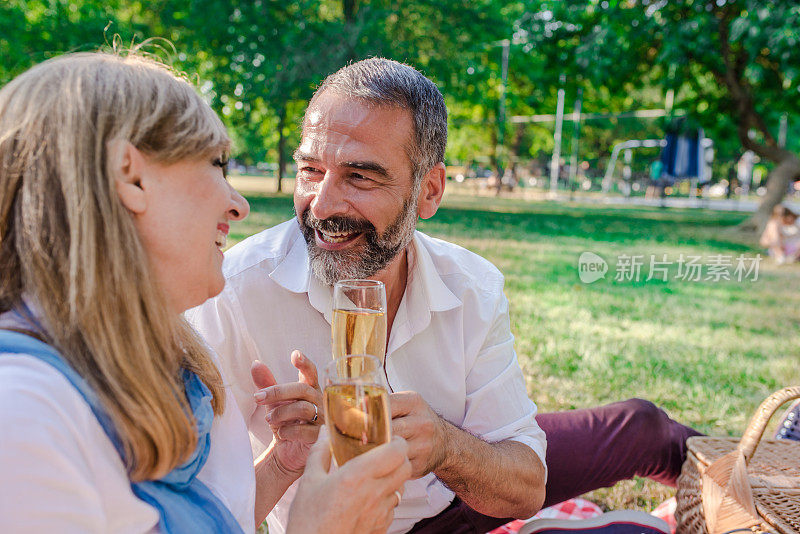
[291,350,320,389]
[368,500,397,534]
[254,381,322,406]
[267,400,321,426]
[348,435,409,479]
[251,360,277,390]
[302,425,331,477]
[274,422,322,443]
[380,454,412,495]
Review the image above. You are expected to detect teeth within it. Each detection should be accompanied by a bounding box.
[215,229,227,248]
[320,230,356,243]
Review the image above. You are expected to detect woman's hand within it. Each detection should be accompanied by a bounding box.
[286,427,412,534]
[252,351,322,476]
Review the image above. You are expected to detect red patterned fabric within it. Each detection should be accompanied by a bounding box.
[650,497,677,534]
[489,497,678,534]
[489,498,603,533]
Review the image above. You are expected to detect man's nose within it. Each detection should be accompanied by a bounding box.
[310,173,349,220]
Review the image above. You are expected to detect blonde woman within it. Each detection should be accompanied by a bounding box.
[0,52,410,533]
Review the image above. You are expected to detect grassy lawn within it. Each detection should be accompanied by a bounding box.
[231,191,800,513]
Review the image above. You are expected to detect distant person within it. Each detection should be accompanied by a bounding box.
[760,204,800,264]
[0,52,410,533]
[646,159,664,199]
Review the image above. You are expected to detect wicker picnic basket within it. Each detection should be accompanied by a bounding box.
[675,386,800,534]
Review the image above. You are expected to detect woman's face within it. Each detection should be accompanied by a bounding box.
[132,152,249,314]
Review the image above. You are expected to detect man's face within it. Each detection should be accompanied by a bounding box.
[293,91,419,285]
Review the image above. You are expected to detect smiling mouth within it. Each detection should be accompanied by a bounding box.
[215,229,228,248]
[316,229,361,244]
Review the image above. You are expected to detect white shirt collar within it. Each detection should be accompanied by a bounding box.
[266,224,462,327]
[408,233,462,313]
[268,222,311,294]
[267,225,335,324]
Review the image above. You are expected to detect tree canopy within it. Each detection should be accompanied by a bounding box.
[2,0,797,226]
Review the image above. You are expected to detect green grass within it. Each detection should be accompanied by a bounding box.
[232,191,800,513]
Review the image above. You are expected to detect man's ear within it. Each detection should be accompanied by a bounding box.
[417,162,446,220]
[111,141,147,214]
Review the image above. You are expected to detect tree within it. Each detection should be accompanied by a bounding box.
[0,0,151,84]
[152,0,520,191]
[514,0,800,230]
[147,1,338,190]
[655,0,800,230]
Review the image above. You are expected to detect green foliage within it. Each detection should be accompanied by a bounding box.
[0,0,152,81]
[514,1,800,164]
[2,0,798,201]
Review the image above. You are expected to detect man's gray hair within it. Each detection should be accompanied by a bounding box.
[308,57,448,183]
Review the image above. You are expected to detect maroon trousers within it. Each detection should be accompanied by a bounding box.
[407,398,702,534]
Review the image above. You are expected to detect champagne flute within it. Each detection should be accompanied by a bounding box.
[323,354,391,465]
[332,279,387,362]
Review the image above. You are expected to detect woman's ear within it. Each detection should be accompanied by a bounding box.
[417,162,446,220]
[112,141,147,214]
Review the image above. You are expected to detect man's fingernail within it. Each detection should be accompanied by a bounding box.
[254,391,266,402]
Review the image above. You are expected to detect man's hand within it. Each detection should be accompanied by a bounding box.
[392,390,545,519]
[389,391,448,479]
[252,350,322,475]
[287,427,412,534]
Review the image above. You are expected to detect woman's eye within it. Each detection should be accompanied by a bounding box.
[213,157,229,179]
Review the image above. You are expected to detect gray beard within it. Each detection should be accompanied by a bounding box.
[298,197,418,286]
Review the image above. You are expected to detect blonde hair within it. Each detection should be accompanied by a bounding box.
[0,52,229,481]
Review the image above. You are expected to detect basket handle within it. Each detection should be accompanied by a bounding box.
[737,386,800,463]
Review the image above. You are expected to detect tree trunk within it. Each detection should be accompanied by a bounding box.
[489,123,503,196]
[343,0,356,22]
[509,123,525,184]
[739,153,800,232]
[342,0,357,61]
[276,106,287,193]
[712,9,798,234]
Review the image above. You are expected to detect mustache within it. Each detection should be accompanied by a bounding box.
[301,209,375,235]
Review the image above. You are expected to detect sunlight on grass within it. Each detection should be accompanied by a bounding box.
[231,191,800,513]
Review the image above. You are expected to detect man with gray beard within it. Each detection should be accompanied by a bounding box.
[188,58,699,534]
[299,194,418,285]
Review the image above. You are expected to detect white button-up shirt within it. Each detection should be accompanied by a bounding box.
[187,219,547,534]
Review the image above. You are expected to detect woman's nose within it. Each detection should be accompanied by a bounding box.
[228,187,250,221]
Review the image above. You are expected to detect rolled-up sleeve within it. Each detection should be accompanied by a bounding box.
[462,285,548,478]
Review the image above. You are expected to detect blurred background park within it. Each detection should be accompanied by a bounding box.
[3,0,799,512]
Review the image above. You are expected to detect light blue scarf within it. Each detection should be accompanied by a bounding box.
[0,329,244,534]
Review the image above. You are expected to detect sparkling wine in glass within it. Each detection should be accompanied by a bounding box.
[332,279,387,362]
[323,354,391,465]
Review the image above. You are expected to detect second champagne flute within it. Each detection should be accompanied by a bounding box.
[323,354,392,466]
[332,279,387,362]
